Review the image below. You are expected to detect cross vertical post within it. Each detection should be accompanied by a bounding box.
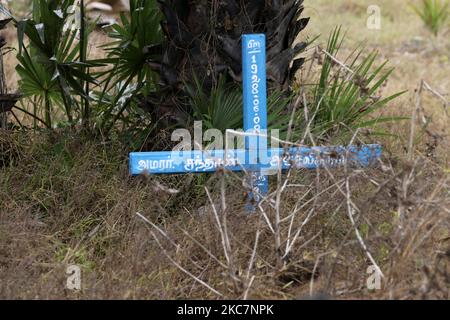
[242,34,269,210]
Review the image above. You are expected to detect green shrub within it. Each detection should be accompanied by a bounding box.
[310,27,407,140]
[93,0,163,134]
[1,0,98,129]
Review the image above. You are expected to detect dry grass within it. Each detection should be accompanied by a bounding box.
[0,0,449,299]
[0,128,448,299]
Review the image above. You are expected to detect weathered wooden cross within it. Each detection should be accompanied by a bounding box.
[129,34,381,209]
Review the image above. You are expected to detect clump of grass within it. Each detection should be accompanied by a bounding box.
[412,0,449,36]
[0,129,25,167]
[309,27,407,141]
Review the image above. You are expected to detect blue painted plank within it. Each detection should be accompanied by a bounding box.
[242,34,269,203]
[242,34,268,147]
[129,144,382,175]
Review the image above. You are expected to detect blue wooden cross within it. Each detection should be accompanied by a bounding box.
[130,34,382,209]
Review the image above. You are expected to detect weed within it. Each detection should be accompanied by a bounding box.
[412,0,449,36]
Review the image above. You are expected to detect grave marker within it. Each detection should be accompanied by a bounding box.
[129,34,382,210]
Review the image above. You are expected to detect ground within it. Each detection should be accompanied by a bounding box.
[0,0,449,299]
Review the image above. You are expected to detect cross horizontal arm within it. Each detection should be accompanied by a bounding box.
[129,144,382,175]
